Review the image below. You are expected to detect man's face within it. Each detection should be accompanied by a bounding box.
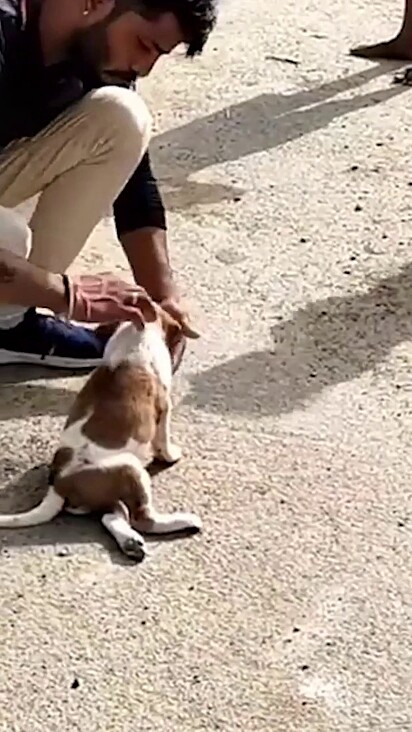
[72,10,185,84]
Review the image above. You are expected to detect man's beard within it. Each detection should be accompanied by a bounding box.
[69,22,138,87]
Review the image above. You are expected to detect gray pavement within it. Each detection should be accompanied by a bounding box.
[1,1,411,730]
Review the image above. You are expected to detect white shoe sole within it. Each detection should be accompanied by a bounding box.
[0,348,102,370]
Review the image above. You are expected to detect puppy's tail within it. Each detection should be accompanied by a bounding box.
[0,486,64,528]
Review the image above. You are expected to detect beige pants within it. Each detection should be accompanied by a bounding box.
[0,85,151,327]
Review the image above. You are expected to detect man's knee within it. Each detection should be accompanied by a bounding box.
[0,206,32,260]
[80,86,152,156]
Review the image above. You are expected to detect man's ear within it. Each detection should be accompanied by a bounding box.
[82,0,114,26]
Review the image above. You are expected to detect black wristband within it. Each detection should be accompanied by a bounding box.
[62,273,71,315]
[62,273,70,302]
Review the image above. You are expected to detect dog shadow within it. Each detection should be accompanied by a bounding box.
[0,460,193,566]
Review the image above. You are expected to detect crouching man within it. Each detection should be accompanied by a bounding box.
[0,0,217,369]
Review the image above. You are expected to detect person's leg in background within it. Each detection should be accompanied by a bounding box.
[351,0,412,59]
[0,85,151,368]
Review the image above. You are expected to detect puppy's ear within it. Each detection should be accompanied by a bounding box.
[135,295,157,323]
[127,294,157,330]
[181,321,201,340]
[159,308,182,349]
[160,309,201,343]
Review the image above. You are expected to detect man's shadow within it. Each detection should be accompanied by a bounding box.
[151,63,407,210]
[184,262,412,417]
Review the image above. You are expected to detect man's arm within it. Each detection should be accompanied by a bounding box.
[0,248,66,313]
[113,151,177,303]
[120,226,176,302]
[0,248,159,325]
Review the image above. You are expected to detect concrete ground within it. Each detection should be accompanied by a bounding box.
[1,0,412,729]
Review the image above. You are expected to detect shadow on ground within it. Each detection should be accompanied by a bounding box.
[152,63,407,210]
[0,367,77,420]
[1,263,412,423]
[184,262,412,417]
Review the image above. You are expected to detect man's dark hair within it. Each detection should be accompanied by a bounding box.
[130,0,218,56]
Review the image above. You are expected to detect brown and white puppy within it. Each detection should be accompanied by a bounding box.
[0,304,201,562]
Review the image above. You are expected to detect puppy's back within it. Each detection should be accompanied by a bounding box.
[65,362,164,450]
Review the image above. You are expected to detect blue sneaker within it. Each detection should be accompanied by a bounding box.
[0,308,106,369]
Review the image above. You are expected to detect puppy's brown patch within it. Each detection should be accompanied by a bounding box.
[48,446,74,486]
[53,463,148,515]
[66,363,167,450]
[159,309,182,354]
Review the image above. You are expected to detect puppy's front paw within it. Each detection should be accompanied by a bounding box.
[156,444,183,464]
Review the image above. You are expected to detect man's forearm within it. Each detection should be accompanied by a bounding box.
[114,149,175,302]
[120,227,176,302]
[0,248,67,313]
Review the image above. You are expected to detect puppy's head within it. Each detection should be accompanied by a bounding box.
[95,296,158,342]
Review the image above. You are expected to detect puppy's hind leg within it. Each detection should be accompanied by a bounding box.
[101,501,146,562]
[134,507,202,535]
[130,465,202,536]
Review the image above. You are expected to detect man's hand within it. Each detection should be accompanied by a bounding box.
[120,227,187,370]
[120,227,200,370]
[65,273,157,326]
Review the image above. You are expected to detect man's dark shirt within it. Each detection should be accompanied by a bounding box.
[0,0,166,235]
